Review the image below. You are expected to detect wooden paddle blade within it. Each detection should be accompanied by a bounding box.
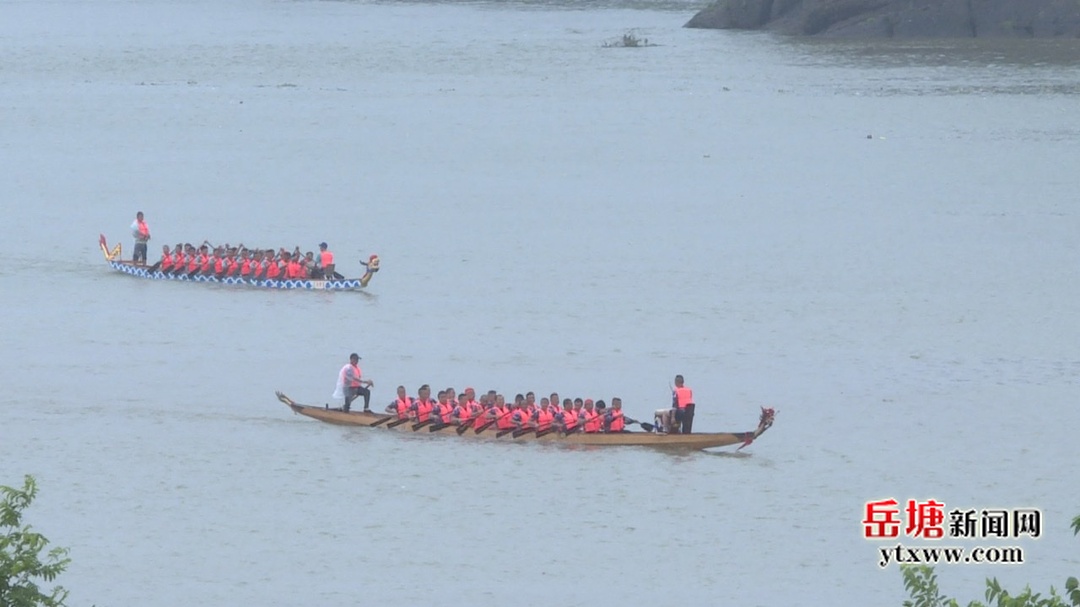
[473,421,495,434]
[512,428,535,439]
[534,428,555,439]
[638,421,655,432]
[495,427,516,438]
[387,417,411,428]
[456,424,472,435]
[411,421,432,431]
[428,423,449,432]
[369,416,394,428]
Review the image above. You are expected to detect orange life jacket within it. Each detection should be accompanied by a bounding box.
[395,397,412,419]
[434,403,452,424]
[535,409,554,432]
[320,250,333,267]
[414,399,433,423]
[674,386,693,409]
[608,411,625,432]
[559,409,578,430]
[583,410,602,433]
[495,406,514,430]
[240,259,252,276]
[160,252,173,271]
[265,261,281,279]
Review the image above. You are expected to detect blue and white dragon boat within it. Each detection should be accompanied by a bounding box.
[99,235,379,291]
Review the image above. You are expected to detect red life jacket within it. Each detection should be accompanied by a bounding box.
[608,411,625,432]
[395,397,413,419]
[583,410,602,433]
[320,250,333,267]
[535,409,554,432]
[187,254,201,273]
[265,261,281,279]
[415,399,433,423]
[252,260,265,278]
[213,256,225,274]
[225,258,240,276]
[453,404,471,424]
[560,409,578,430]
[173,252,185,272]
[674,387,693,409]
[159,252,173,271]
[512,409,531,427]
[240,259,252,276]
[286,260,304,278]
[200,255,212,274]
[495,406,514,430]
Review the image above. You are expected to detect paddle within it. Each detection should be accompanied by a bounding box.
[412,418,439,431]
[496,424,530,438]
[535,424,571,439]
[429,420,461,432]
[368,415,394,428]
[474,411,513,435]
[624,417,655,432]
[387,416,414,428]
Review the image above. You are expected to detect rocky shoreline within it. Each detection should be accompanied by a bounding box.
[685,0,1080,38]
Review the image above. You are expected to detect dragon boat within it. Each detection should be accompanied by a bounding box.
[99,234,378,290]
[275,391,775,451]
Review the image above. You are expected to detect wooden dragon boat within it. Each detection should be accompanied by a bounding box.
[99,235,378,291]
[275,391,775,451]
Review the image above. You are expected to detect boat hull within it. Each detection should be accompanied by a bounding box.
[276,392,774,451]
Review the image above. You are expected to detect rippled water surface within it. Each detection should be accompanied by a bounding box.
[2,1,1079,605]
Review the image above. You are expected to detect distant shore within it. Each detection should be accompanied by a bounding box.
[685,0,1080,38]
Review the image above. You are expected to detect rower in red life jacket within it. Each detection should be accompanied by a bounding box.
[555,400,578,433]
[199,248,214,276]
[251,252,267,279]
[264,252,282,280]
[672,374,695,434]
[209,248,225,277]
[432,391,453,424]
[581,399,602,433]
[284,253,304,279]
[492,395,514,431]
[153,245,172,273]
[410,384,434,422]
[451,397,473,427]
[186,247,203,275]
[239,250,253,278]
[223,251,240,277]
[169,245,185,275]
[534,398,554,432]
[387,385,413,419]
[464,388,484,426]
[606,398,626,432]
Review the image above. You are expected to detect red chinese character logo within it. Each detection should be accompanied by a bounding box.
[906,499,946,539]
[863,499,901,538]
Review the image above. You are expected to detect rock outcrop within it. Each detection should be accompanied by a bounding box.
[685,0,1080,38]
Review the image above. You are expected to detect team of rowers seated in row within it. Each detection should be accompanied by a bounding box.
[384,385,635,433]
[148,241,349,280]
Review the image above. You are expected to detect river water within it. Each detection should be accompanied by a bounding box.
[2,1,1079,605]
